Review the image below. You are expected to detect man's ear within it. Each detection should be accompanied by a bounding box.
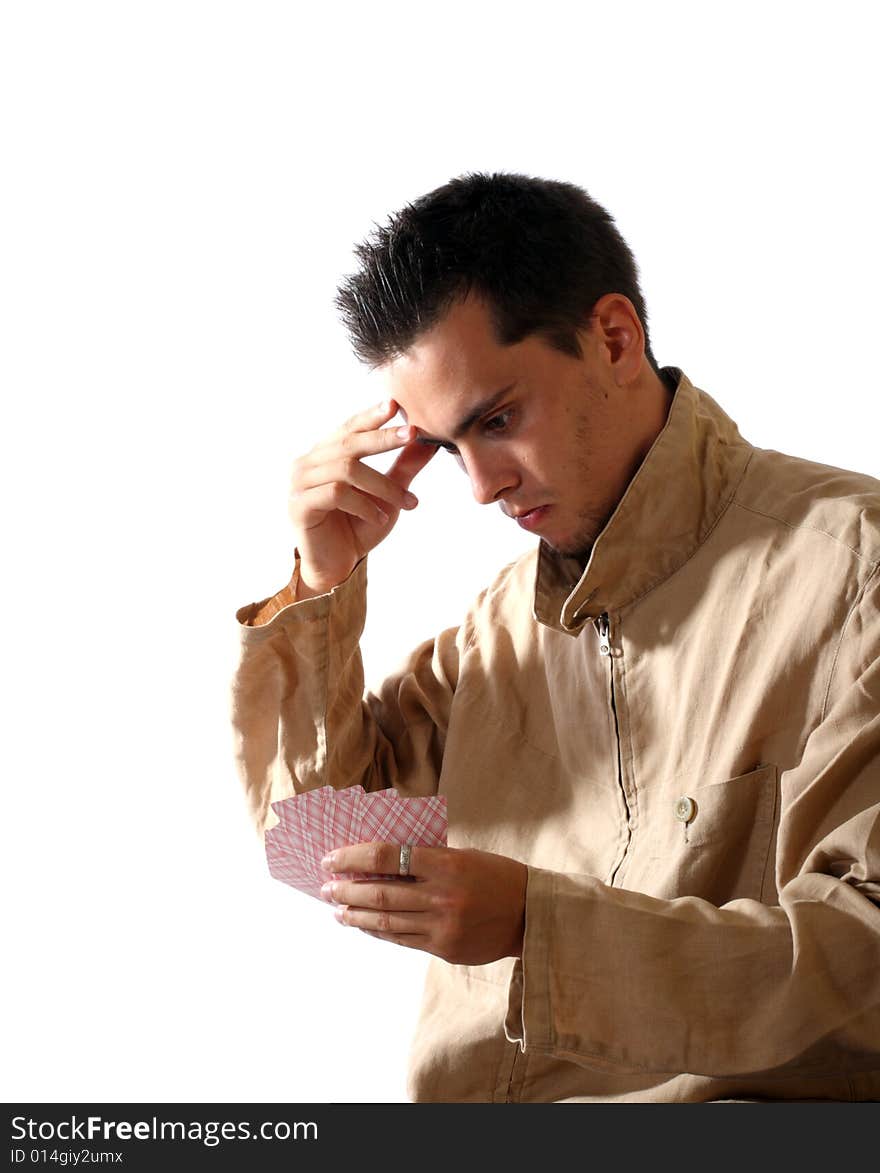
[590,294,645,382]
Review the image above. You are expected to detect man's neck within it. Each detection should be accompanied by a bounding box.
[569,365,676,571]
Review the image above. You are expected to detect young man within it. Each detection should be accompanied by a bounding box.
[231,172,880,1102]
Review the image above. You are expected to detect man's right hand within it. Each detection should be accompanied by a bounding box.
[288,399,437,598]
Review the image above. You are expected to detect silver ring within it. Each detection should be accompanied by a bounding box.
[398,843,412,876]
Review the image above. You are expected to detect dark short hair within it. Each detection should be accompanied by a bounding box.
[334,171,658,372]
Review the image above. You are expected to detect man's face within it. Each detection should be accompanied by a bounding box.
[384,293,647,561]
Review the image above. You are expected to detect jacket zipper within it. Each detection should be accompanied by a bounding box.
[595,612,630,884]
[596,613,611,657]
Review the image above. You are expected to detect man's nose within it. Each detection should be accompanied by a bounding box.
[461,448,518,505]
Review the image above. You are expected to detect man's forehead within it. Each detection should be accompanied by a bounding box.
[385,356,520,433]
[383,355,515,433]
[384,294,513,399]
[395,384,518,452]
[383,359,489,423]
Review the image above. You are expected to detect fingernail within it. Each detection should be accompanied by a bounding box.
[333,906,346,923]
[320,854,337,870]
[320,882,335,901]
[404,491,418,508]
[396,425,413,439]
[380,399,392,413]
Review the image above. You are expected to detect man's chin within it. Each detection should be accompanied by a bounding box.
[540,533,594,565]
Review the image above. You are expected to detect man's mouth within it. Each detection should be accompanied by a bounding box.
[509,505,549,531]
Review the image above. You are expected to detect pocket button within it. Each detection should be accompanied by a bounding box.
[674,795,697,823]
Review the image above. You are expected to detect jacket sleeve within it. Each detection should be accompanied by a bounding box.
[230,554,467,836]
[505,565,880,1077]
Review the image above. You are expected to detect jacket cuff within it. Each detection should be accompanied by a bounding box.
[504,865,555,1052]
[235,555,367,640]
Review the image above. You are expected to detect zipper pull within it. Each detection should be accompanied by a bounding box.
[595,613,611,657]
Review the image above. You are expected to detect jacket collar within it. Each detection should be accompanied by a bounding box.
[533,367,754,635]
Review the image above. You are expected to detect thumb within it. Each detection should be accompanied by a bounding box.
[386,440,438,492]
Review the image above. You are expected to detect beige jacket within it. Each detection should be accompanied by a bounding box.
[231,368,880,1102]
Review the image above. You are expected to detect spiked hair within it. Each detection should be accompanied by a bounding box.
[334,171,657,372]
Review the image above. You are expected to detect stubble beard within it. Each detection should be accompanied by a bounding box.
[552,403,606,564]
[546,531,595,567]
[540,506,601,566]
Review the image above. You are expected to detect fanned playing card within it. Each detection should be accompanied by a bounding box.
[265,785,448,900]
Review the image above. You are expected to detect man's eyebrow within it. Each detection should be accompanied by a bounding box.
[414,384,516,448]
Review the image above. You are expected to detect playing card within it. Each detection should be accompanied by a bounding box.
[360,790,447,850]
[266,785,448,901]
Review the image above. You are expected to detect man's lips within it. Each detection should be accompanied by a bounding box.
[507,505,550,531]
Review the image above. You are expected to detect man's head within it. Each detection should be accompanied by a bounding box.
[334,172,671,561]
[335,170,658,374]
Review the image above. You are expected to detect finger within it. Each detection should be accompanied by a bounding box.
[334,904,425,935]
[321,878,431,911]
[298,426,415,482]
[322,841,442,878]
[385,438,439,492]
[312,422,417,463]
[332,399,398,439]
[290,482,389,529]
[294,457,418,512]
[358,928,432,950]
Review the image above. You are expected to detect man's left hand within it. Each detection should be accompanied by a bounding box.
[320,843,528,965]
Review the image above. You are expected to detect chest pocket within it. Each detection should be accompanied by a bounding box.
[621,763,779,906]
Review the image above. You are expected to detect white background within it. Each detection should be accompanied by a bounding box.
[2,1,877,1104]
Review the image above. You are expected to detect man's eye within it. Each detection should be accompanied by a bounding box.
[483,410,513,434]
